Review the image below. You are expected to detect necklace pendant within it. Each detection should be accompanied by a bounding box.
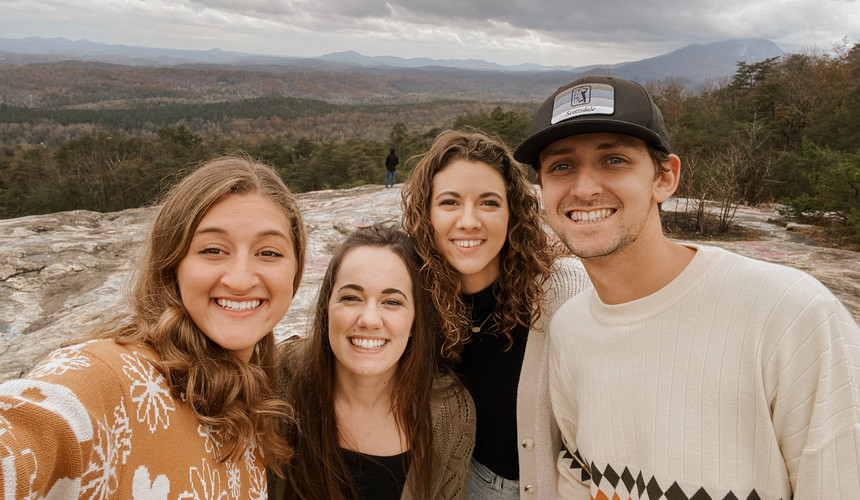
[471,315,491,334]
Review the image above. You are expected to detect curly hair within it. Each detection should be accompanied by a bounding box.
[281,224,440,499]
[401,129,556,360]
[101,154,305,473]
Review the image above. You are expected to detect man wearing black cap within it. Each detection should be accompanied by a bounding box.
[514,76,860,499]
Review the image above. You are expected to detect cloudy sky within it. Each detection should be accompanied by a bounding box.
[2,0,858,67]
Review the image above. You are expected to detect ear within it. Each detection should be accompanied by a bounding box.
[653,154,681,203]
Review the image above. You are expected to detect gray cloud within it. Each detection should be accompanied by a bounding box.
[377,0,858,51]
[1,0,858,66]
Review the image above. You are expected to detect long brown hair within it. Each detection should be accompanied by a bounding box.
[104,154,305,471]
[401,130,555,360]
[282,224,439,499]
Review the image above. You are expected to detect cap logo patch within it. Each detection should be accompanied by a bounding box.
[551,83,615,124]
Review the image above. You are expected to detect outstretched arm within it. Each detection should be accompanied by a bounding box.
[0,341,125,497]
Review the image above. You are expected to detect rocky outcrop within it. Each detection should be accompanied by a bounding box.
[1,187,858,382]
[0,185,403,381]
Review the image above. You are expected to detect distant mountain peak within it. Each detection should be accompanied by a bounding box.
[599,38,784,86]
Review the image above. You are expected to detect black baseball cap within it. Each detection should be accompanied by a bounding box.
[513,75,670,170]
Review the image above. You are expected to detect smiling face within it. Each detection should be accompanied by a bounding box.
[328,246,415,381]
[429,159,510,293]
[538,132,677,262]
[176,194,297,361]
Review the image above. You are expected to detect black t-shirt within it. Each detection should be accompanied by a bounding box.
[458,282,528,481]
[342,447,410,500]
[385,153,399,171]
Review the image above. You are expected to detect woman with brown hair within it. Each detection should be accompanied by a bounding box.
[270,224,475,500]
[0,155,304,498]
[401,130,591,499]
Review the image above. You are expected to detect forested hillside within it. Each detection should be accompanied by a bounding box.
[1,43,859,243]
[0,61,573,108]
[0,97,532,146]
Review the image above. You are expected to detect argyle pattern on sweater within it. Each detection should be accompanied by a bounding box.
[560,448,775,500]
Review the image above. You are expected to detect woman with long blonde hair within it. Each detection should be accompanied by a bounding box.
[0,155,304,498]
[402,130,591,499]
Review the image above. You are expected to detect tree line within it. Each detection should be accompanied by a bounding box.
[0,103,530,217]
[658,42,860,241]
[2,43,859,242]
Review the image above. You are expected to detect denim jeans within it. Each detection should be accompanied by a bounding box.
[385,169,396,187]
[466,458,520,499]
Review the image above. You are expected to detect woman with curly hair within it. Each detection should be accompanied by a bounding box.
[270,224,475,500]
[0,155,304,498]
[401,130,591,499]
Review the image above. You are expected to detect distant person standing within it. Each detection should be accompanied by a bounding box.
[385,148,400,188]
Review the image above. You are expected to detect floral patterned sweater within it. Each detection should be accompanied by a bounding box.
[0,339,267,499]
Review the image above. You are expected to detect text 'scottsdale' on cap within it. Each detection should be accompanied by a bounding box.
[513,75,671,170]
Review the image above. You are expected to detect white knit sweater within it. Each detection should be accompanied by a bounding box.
[549,244,860,499]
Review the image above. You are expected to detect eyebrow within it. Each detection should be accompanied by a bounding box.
[194,227,291,240]
[337,284,408,298]
[384,288,408,298]
[433,190,504,199]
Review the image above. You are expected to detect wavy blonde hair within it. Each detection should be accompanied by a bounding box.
[401,130,556,360]
[104,155,305,472]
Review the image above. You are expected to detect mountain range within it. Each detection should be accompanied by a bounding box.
[0,37,784,86]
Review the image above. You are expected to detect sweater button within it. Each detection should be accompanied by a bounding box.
[521,439,535,449]
[524,484,536,494]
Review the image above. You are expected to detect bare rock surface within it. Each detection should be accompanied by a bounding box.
[1,187,858,382]
[662,198,860,319]
[0,185,402,381]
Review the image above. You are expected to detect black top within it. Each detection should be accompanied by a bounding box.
[342,447,410,500]
[458,282,528,480]
[385,152,399,171]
